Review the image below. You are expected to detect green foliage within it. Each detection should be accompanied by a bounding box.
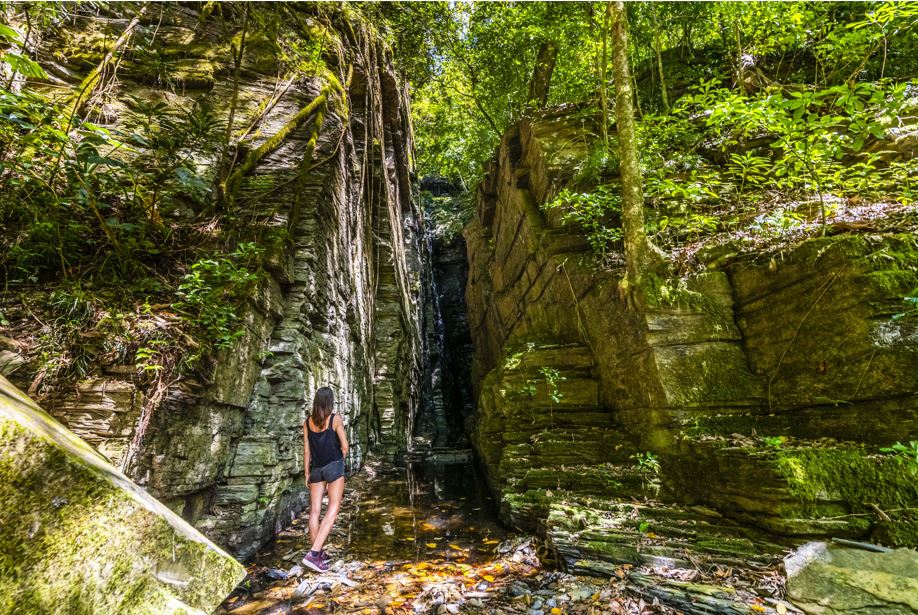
[0,22,48,81]
[0,81,229,283]
[880,441,918,470]
[538,366,565,405]
[421,192,472,239]
[400,1,918,261]
[520,378,538,400]
[763,436,787,449]
[543,186,623,257]
[405,0,918,192]
[171,243,264,354]
[893,290,918,321]
[630,451,661,475]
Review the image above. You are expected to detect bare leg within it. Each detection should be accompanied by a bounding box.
[310,476,344,553]
[308,480,326,546]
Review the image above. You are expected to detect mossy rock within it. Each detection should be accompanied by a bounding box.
[0,376,245,614]
[776,445,918,515]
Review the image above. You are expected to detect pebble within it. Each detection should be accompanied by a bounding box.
[529,610,544,615]
[546,598,557,608]
[509,582,530,597]
[532,599,544,610]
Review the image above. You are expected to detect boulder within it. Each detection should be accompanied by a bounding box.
[0,375,245,614]
[785,541,918,615]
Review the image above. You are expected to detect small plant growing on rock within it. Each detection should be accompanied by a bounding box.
[539,367,565,404]
[763,436,787,449]
[631,452,661,475]
[880,441,918,475]
[542,187,623,258]
[892,290,918,321]
[539,366,565,429]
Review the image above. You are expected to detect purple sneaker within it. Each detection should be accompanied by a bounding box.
[302,550,328,572]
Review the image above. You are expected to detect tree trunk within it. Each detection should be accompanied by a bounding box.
[599,2,613,147]
[609,1,655,295]
[652,6,669,113]
[527,40,558,109]
[734,17,747,93]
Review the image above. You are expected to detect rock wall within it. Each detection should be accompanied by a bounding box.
[5,4,425,559]
[465,109,918,570]
[417,232,476,449]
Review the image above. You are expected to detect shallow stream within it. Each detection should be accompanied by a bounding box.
[217,454,531,614]
[341,454,509,563]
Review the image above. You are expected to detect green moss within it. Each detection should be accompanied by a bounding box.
[866,269,918,296]
[852,233,918,270]
[638,271,717,313]
[872,517,918,547]
[693,536,760,557]
[0,386,245,613]
[776,446,918,512]
[225,81,337,197]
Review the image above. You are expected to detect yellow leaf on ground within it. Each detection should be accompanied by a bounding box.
[448,544,464,551]
[482,574,495,582]
[551,608,562,615]
[483,539,500,545]
[426,543,438,548]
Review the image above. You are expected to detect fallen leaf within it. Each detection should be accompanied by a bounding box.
[426,543,438,548]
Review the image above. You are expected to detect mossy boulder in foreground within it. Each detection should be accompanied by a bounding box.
[0,375,245,614]
[785,542,918,615]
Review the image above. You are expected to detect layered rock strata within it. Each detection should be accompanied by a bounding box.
[8,4,425,558]
[465,109,918,579]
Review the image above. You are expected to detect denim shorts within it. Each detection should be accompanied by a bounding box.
[308,458,345,484]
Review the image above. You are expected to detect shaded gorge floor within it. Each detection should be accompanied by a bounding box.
[214,454,799,615]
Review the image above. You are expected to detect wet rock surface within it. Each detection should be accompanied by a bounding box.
[217,457,799,615]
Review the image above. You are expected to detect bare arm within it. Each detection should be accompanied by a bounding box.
[303,421,311,484]
[335,414,350,459]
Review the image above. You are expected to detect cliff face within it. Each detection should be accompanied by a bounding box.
[465,110,918,569]
[3,4,425,558]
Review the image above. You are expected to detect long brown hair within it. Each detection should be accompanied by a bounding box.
[311,386,334,430]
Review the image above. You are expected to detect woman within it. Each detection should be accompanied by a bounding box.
[302,386,349,572]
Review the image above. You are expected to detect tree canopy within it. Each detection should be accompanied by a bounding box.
[382,1,918,191]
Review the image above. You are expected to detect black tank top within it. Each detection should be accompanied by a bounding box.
[307,413,343,466]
